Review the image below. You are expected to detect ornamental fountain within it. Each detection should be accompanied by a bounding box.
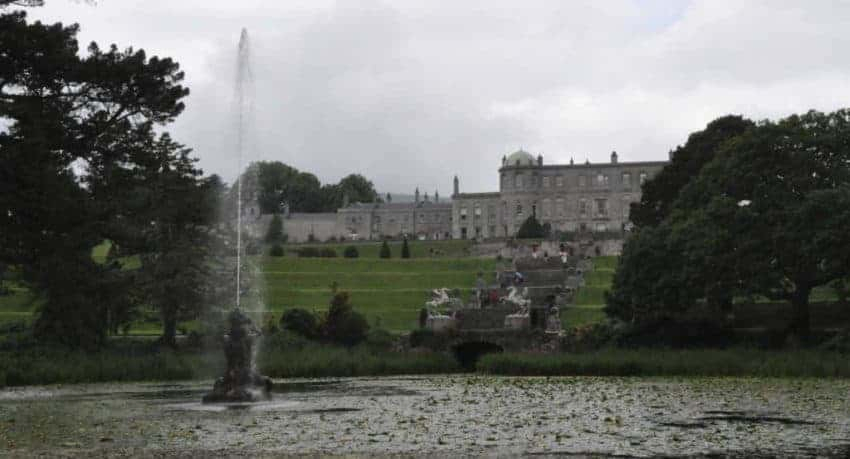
[203,28,272,403]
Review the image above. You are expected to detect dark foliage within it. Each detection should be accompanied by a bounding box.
[229,161,380,214]
[265,213,284,243]
[297,247,320,257]
[401,238,411,259]
[322,292,369,347]
[379,240,391,259]
[343,246,359,258]
[0,10,197,347]
[418,308,428,328]
[516,215,546,239]
[629,115,754,229]
[608,110,850,338]
[279,308,319,340]
[268,244,284,257]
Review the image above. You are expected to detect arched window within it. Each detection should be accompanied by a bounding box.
[542,199,551,218]
[556,198,565,218]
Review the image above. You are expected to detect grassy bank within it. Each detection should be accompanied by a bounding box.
[478,349,850,378]
[262,257,500,331]
[4,345,850,387]
[0,347,215,387]
[0,336,461,387]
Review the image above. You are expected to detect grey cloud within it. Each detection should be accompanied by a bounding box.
[24,0,850,193]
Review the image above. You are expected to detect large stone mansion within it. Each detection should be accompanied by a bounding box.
[452,150,666,239]
[268,150,666,243]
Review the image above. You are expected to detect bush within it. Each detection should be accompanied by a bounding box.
[516,215,546,239]
[268,244,284,257]
[265,213,284,243]
[319,248,337,258]
[379,240,391,259]
[401,238,411,258]
[343,246,359,258]
[364,328,395,351]
[418,308,429,328]
[279,308,319,339]
[615,316,733,349]
[297,247,321,257]
[322,292,369,347]
[409,328,446,349]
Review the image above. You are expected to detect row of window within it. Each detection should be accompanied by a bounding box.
[370,213,450,225]
[458,221,619,239]
[460,197,634,222]
[503,171,648,190]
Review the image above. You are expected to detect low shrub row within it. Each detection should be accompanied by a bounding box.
[478,348,850,378]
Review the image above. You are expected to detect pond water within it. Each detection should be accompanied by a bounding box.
[1,376,849,457]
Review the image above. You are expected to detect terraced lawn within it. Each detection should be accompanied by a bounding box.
[562,256,616,328]
[261,257,501,331]
[283,239,475,259]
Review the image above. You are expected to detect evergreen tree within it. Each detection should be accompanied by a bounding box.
[401,238,411,258]
[265,213,284,243]
[0,8,190,347]
[124,134,221,347]
[516,216,546,239]
[379,240,391,259]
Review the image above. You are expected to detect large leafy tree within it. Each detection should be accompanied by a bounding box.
[609,110,850,337]
[672,110,850,336]
[231,162,380,214]
[630,115,753,229]
[117,133,222,347]
[0,9,190,346]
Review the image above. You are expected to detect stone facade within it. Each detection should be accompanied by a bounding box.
[451,150,666,239]
[256,149,666,243]
[337,197,453,242]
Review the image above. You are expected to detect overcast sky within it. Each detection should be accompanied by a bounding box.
[24,0,850,194]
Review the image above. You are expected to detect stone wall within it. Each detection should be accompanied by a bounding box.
[283,213,343,243]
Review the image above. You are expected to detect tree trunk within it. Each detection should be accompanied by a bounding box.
[160,306,178,348]
[788,286,811,339]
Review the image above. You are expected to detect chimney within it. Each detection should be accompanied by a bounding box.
[453,175,459,196]
[611,150,618,164]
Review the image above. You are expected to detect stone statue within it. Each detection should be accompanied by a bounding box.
[203,309,272,403]
[500,286,531,312]
[426,288,462,313]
